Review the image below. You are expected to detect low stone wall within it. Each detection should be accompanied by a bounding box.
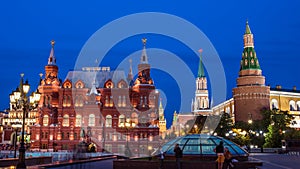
[113,159,263,169]
[0,156,52,167]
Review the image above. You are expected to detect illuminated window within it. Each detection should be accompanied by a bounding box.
[43,115,49,126]
[118,96,122,107]
[290,100,296,111]
[106,115,112,127]
[131,113,138,124]
[119,114,125,127]
[122,96,126,107]
[75,115,82,127]
[89,114,95,126]
[271,99,278,110]
[63,114,69,127]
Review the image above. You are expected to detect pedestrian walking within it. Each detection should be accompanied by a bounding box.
[214,141,225,169]
[174,143,182,169]
[224,147,234,169]
[158,148,165,169]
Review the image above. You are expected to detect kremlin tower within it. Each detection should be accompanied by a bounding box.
[233,21,270,122]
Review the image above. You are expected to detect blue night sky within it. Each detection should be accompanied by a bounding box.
[1,1,300,127]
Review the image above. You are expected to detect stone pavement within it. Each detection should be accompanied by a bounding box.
[250,153,300,169]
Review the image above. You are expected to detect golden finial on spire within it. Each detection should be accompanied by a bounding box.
[198,48,203,54]
[142,38,147,46]
[51,40,55,47]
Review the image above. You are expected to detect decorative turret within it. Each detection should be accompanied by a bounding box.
[240,21,261,73]
[134,38,153,85]
[127,59,134,86]
[158,98,167,137]
[172,111,178,126]
[140,38,148,64]
[197,49,205,78]
[48,40,56,65]
[192,49,210,114]
[159,98,165,121]
[233,20,270,122]
[42,40,60,86]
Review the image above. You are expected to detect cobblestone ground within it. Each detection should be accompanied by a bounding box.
[250,153,300,169]
[45,159,114,169]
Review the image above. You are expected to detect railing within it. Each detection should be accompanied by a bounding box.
[0,150,112,163]
[248,148,281,153]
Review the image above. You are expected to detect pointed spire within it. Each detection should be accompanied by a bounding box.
[87,80,99,96]
[197,49,205,77]
[140,38,148,64]
[240,20,261,71]
[129,58,133,76]
[48,40,56,65]
[159,98,163,109]
[127,59,134,85]
[245,20,252,34]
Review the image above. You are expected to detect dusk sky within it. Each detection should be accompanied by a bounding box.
[1,1,300,127]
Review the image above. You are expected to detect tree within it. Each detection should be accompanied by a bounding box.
[215,112,233,137]
[264,110,294,148]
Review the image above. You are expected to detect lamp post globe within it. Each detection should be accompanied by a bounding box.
[9,74,40,169]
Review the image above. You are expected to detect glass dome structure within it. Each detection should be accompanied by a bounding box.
[159,134,248,161]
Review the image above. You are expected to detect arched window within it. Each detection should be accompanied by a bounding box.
[79,95,84,107]
[290,100,296,111]
[271,99,279,110]
[67,95,71,107]
[75,95,79,107]
[43,115,49,126]
[105,96,109,107]
[89,114,95,126]
[118,96,122,107]
[63,114,69,127]
[225,107,230,114]
[119,114,125,127]
[109,96,113,107]
[63,95,67,107]
[131,113,138,124]
[297,101,300,111]
[122,96,126,107]
[75,115,82,127]
[106,115,112,127]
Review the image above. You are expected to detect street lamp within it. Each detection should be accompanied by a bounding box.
[248,113,253,124]
[11,122,22,158]
[9,74,40,169]
[121,119,135,157]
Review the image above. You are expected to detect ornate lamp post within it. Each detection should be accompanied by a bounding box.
[123,119,135,157]
[9,74,40,169]
[11,122,22,158]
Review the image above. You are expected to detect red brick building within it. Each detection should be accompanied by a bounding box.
[29,39,160,155]
[232,21,270,122]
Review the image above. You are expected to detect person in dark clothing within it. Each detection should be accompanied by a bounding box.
[174,144,182,169]
[224,147,234,169]
[158,148,165,169]
[214,141,225,169]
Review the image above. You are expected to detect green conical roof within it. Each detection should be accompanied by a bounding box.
[240,47,261,70]
[198,52,205,77]
[245,20,252,34]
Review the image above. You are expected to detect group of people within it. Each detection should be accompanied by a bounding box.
[214,141,235,169]
[158,141,235,169]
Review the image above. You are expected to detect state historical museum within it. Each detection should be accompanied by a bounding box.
[28,39,160,155]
